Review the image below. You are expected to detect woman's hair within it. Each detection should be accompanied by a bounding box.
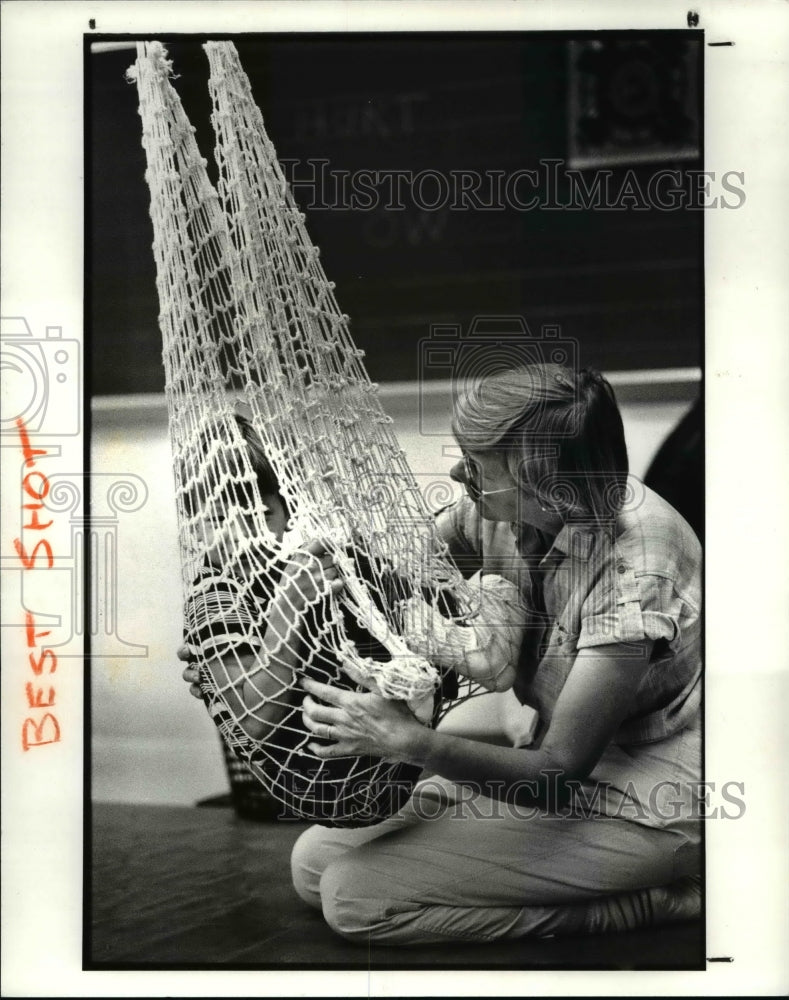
[452,364,629,524]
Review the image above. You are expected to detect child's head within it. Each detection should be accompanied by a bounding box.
[188,412,289,570]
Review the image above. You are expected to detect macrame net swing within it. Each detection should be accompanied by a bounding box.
[129,40,526,826]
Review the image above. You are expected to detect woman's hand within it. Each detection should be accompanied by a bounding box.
[301,673,425,762]
[177,644,202,700]
[279,539,344,612]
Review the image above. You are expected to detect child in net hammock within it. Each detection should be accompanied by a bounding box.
[179,413,525,824]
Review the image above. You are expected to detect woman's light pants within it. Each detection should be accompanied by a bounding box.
[291,722,702,945]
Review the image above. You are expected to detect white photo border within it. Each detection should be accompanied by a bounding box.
[1,1,787,996]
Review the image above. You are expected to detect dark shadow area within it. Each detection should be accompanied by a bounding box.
[644,396,703,542]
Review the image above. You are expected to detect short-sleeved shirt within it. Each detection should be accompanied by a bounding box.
[436,483,702,746]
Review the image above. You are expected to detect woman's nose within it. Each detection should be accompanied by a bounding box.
[449,459,466,484]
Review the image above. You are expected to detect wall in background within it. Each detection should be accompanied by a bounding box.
[90,33,702,394]
[91,378,698,806]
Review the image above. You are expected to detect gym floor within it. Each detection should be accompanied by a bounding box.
[88,802,704,971]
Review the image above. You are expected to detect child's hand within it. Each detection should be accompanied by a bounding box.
[279,539,344,611]
[177,643,203,700]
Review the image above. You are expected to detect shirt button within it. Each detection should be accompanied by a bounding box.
[617,564,626,574]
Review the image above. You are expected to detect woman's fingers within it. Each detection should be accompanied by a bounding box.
[308,740,355,758]
[177,644,199,662]
[301,693,340,726]
[301,675,352,707]
[302,711,339,738]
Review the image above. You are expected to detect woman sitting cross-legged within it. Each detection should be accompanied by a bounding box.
[290,364,702,944]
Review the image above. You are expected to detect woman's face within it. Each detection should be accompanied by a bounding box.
[449,449,563,532]
[201,493,288,570]
[449,449,520,522]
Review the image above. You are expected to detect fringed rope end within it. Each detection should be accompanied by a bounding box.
[125,41,177,84]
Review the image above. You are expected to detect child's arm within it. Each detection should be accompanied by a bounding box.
[182,542,343,743]
[233,565,342,741]
[201,613,301,743]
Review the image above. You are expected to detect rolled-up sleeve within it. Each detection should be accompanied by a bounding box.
[578,568,683,650]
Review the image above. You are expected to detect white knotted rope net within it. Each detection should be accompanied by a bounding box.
[128,40,526,825]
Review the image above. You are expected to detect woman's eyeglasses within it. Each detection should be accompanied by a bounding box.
[462,454,518,502]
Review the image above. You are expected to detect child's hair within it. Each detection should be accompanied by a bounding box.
[181,412,285,521]
[233,412,281,498]
[452,364,629,524]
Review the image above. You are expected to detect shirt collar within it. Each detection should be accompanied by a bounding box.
[511,520,597,563]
